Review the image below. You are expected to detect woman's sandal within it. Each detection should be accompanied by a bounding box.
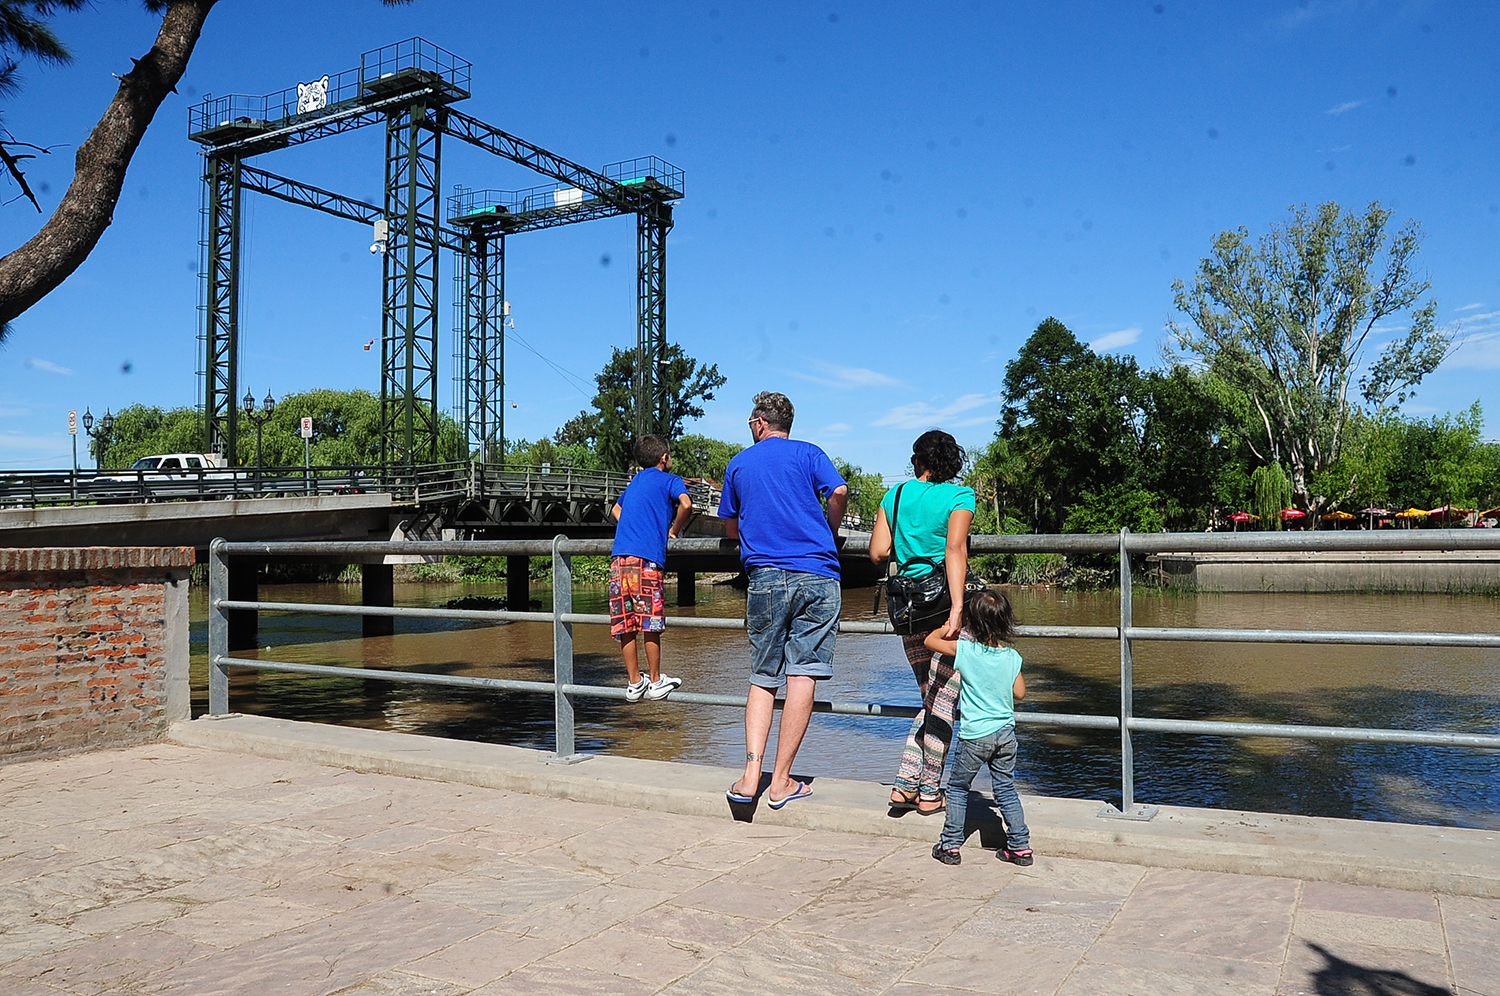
[916,792,946,815]
[889,789,920,812]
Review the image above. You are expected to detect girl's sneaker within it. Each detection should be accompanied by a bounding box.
[645,674,682,700]
[999,848,1034,866]
[625,677,650,703]
[931,844,962,865]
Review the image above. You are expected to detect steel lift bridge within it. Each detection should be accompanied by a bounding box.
[190,38,683,481]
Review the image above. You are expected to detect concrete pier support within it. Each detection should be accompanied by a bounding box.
[507,556,530,611]
[362,562,394,637]
[677,570,696,606]
[227,560,258,651]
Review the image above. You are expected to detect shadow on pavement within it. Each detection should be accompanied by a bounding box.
[1305,941,1451,996]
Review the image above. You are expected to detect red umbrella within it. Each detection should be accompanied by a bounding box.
[1280,508,1306,520]
[1228,511,1258,522]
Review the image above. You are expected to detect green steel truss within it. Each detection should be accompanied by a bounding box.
[381,103,445,468]
[454,230,505,463]
[201,156,241,461]
[637,203,674,438]
[189,38,684,467]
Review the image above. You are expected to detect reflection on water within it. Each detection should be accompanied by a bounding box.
[189,582,1500,829]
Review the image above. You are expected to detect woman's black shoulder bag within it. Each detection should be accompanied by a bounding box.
[878,482,987,635]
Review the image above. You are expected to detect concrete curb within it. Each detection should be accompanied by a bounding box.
[170,715,1500,897]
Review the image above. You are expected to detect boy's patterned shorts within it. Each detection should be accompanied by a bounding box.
[609,556,666,637]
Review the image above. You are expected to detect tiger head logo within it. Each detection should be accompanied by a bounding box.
[296,75,330,114]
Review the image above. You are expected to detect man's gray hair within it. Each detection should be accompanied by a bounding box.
[751,391,795,431]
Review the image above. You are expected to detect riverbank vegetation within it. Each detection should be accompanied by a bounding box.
[968,201,1490,540]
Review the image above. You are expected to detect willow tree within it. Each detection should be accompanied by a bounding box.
[1169,201,1452,513]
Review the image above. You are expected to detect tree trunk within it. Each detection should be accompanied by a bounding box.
[0,1,218,336]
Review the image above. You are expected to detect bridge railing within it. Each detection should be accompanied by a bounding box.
[207,529,1500,820]
[0,460,719,512]
[0,464,392,506]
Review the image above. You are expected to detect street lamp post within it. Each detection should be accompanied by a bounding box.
[81,408,115,473]
[242,389,276,494]
[849,484,863,529]
[694,444,709,478]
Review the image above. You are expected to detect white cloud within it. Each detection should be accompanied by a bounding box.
[1326,100,1365,116]
[788,360,902,389]
[820,422,852,435]
[1090,327,1142,352]
[1455,302,1485,312]
[1445,330,1500,369]
[23,358,73,375]
[873,393,997,430]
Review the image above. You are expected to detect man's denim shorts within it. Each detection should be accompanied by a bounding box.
[746,567,840,689]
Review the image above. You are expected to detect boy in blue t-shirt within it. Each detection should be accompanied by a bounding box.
[610,435,693,702]
[924,589,1032,867]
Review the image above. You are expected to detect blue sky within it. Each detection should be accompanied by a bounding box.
[2,0,1498,474]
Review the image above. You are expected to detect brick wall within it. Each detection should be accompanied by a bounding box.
[0,547,193,759]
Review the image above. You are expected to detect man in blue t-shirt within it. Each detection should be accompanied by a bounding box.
[610,435,692,702]
[720,391,847,810]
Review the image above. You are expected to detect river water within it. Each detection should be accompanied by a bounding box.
[188,581,1500,829]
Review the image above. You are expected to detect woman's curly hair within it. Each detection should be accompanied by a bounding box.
[911,429,965,483]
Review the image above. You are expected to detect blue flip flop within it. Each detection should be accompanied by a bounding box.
[726,784,756,804]
[767,781,812,810]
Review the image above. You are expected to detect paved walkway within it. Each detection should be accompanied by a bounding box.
[1,743,1495,996]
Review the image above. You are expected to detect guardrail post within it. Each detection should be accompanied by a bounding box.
[549,534,587,763]
[1100,527,1157,820]
[208,538,231,715]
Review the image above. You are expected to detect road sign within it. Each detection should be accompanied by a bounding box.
[67,411,78,435]
[300,417,314,439]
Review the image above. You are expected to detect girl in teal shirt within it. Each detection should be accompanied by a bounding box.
[925,590,1031,866]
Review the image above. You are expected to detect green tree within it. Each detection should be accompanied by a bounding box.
[832,460,886,527]
[1138,366,1240,529]
[2,1,219,338]
[669,433,743,482]
[559,344,727,471]
[966,436,1027,534]
[0,0,414,341]
[1384,404,1489,510]
[1062,484,1166,535]
[999,317,1151,531]
[98,404,205,468]
[99,389,465,470]
[1250,463,1293,529]
[1170,201,1452,513]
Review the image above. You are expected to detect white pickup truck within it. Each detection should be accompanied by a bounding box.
[91,453,235,496]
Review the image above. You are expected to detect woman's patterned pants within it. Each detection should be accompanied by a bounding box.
[892,630,961,798]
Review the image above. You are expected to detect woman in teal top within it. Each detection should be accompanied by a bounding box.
[869,430,976,815]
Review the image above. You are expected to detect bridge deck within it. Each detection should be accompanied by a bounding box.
[0,721,1492,995]
[0,493,394,553]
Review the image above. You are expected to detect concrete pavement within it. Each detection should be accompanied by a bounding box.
[171,715,1500,899]
[2,736,1496,995]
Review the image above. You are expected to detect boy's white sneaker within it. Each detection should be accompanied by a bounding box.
[644,674,682,700]
[624,677,650,703]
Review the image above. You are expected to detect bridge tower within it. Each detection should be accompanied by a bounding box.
[636,200,674,440]
[189,40,683,470]
[379,98,446,467]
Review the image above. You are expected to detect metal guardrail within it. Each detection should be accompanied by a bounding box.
[206,529,1500,820]
[0,461,721,513]
[0,465,382,506]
